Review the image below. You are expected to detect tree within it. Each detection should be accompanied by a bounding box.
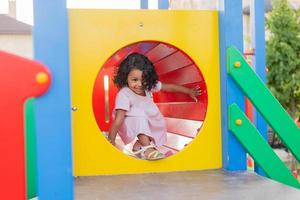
[266,0,300,119]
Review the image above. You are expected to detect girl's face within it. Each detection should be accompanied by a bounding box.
[127,69,145,95]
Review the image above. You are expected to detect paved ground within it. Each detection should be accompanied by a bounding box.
[75,170,300,200]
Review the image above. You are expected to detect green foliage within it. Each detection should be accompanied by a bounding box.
[266,0,300,118]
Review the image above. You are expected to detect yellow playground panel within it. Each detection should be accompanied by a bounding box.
[69,10,222,176]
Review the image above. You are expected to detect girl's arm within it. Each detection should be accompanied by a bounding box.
[107,109,126,145]
[161,83,201,102]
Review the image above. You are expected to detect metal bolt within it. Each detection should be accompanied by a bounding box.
[72,107,78,111]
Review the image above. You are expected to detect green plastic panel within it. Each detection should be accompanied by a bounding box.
[25,98,37,199]
[227,46,300,163]
[229,104,300,189]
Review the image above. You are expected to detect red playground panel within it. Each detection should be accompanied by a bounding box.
[0,51,50,200]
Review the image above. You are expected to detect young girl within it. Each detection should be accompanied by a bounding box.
[107,53,201,160]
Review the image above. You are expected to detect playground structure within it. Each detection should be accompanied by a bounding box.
[70,9,221,175]
[0,0,300,199]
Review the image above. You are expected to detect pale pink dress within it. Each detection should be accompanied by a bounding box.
[113,81,167,147]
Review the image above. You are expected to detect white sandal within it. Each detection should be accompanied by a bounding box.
[132,143,165,160]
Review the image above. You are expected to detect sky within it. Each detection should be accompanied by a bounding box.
[0,0,159,25]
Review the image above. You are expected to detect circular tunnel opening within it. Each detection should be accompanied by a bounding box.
[92,41,208,159]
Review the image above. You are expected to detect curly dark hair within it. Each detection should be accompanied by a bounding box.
[113,53,158,91]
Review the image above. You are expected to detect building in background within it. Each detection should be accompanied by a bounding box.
[0,0,32,58]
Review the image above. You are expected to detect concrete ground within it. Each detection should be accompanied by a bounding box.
[75,170,300,200]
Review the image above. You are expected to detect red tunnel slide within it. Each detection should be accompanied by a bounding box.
[92,41,208,155]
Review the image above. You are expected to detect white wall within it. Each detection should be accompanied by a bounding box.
[0,34,33,59]
[169,0,218,10]
[0,0,9,13]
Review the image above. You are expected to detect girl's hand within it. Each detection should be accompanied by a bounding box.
[161,83,202,101]
[189,86,202,102]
